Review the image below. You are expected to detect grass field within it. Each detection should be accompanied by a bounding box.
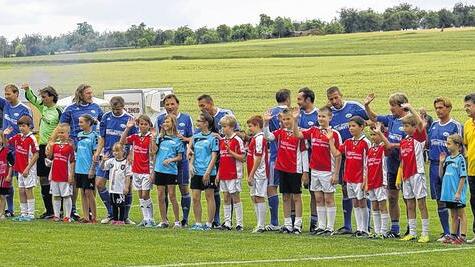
[0,28,474,266]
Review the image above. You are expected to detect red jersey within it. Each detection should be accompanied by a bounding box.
[273,129,308,174]
[246,132,269,179]
[302,126,341,172]
[339,135,371,183]
[126,132,152,174]
[50,142,75,182]
[217,134,244,180]
[8,133,39,173]
[367,143,387,190]
[400,129,427,180]
[0,148,13,188]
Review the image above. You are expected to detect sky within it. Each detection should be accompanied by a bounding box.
[0,0,470,40]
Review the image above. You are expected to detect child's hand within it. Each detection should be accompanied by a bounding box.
[373,122,383,134]
[149,171,155,184]
[5,175,11,183]
[203,172,210,186]
[395,183,401,190]
[291,107,300,120]
[22,169,30,178]
[455,192,461,202]
[364,93,375,106]
[400,103,412,112]
[124,187,129,195]
[263,110,273,122]
[3,127,13,136]
[68,174,74,185]
[325,130,334,142]
[363,182,368,192]
[88,169,95,179]
[439,152,447,162]
[331,174,338,185]
[302,172,309,186]
[163,159,172,166]
[126,118,136,129]
[225,142,231,153]
[189,164,195,178]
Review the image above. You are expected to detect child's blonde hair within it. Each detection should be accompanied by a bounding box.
[220,115,237,128]
[112,142,125,153]
[447,134,463,148]
[401,115,418,127]
[160,114,178,137]
[50,123,70,142]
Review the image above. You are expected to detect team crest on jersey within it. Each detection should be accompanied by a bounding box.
[91,110,96,114]
[120,124,126,129]
[179,122,185,127]
[399,126,404,131]
[107,117,111,121]
[345,113,352,118]
[308,121,314,126]
[443,132,449,137]
[14,113,19,117]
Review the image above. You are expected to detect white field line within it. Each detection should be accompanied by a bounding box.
[134,246,475,267]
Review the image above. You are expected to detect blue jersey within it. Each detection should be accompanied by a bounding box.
[441,154,468,204]
[156,112,194,140]
[330,101,368,141]
[100,111,136,155]
[377,115,406,144]
[212,107,240,134]
[75,131,99,174]
[268,105,288,161]
[60,103,103,143]
[192,132,219,176]
[428,119,463,162]
[154,135,185,175]
[0,98,32,139]
[299,107,318,129]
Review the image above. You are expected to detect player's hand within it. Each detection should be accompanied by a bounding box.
[395,183,401,190]
[455,192,461,202]
[291,107,300,120]
[373,122,383,134]
[68,175,74,185]
[189,165,196,178]
[363,182,368,192]
[88,169,95,179]
[263,110,273,122]
[325,130,334,142]
[215,177,220,186]
[163,159,172,166]
[3,127,13,136]
[203,172,210,186]
[5,175,11,182]
[331,174,338,185]
[439,152,447,162]
[22,169,29,178]
[124,187,129,195]
[126,118,136,129]
[400,103,412,112]
[21,83,30,91]
[364,93,375,106]
[187,149,194,160]
[149,172,155,184]
[302,172,309,186]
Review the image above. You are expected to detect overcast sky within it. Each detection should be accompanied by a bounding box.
[0,0,469,40]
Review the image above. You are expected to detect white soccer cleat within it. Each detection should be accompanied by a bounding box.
[101,217,112,224]
[125,218,136,225]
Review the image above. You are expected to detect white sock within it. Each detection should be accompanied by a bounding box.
[224,204,232,226]
[326,206,336,231]
[20,202,28,216]
[361,207,369,233]
[372,211,381,234]
[257,202,266,229]
[421,218,429,236]
[63,197,72,218]
[53,199,61,218]
[234,202,243,227]
[284,217,292,228]
[316,206,327,230]
[146,198,153,221]
[354,207,362,231]
[295,217,302,229]
[381,212,389,234]
[139,198,146,220]
[27,199,35,217]
[253,203,259,227]
[409,219,417,236]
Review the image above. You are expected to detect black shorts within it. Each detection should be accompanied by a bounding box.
[75,173,95,190]
[0,187,9,195]
[278,170,302,194]
[37,144,51,177]
[191,175,217,190]
[154,172,178,186]
[386,148,401,190]
[445,201,466,209]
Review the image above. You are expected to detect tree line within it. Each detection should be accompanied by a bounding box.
[0,2,474,57]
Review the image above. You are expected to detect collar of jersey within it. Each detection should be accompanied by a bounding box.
[301,107,318,115]
[436,118,455,127]
[111,111,126,118]
[139,131,151,137]
[20,132,33,138]
[224,133,237,140]
[351,134,366,141]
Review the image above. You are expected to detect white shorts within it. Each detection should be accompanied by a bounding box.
[367,186,387,202]
[219,179,242,194]
[18,173,37,188]
[310,170,335,193]
[133,173,151,191]
[50,181,73,197]
[403,173,427,200]
[347,182,365,200]
[250,179,268,198]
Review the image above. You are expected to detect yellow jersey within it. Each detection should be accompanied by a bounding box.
[464,118,475,176]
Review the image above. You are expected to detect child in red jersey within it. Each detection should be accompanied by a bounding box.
[328,116,370,237]
[264,108,308,234]
[217,115,245,231]
[46,123,75,222]
[0,131,14,220]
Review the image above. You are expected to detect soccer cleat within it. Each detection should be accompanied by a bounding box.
[280,226,293,234]
[63,217,72,223]
[221,223,232,231]
[190,224,204,231]
[235,225,244,231]
[156,222,169,228]
[101,217,113,224]
[145,220,156,228]
[321,229,335,236]
[173,221,182,229]
[335,226,353,235]
[384,231,401,239]
[451,236,465,245]
[310,228,326,236]
[51,216,61,222]
[400,234,417,241]
[4,210,14,218]
[309,223,317,233]
[71,212,81,222]
[137,220,147,227]
[467,237,475,244]
[181,219,188,227]
[352,231,361,237]
[355,231,369,238]
[202,224,212,231]
[418,235,430,243]
[264,224,281,232]
[39,212,54,219]
[442,236,455,244]
[437,234,451,243]
[293,227,302,235]
[252,227,265,233]
[125,218,136,225]
[211,222,222,230]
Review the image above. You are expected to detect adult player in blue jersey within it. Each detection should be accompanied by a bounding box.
[326,86,369,235]
[296,87,319,232]
[157,94,193,227]
[264,89,291,231]
[94,96,136,224]
[197,94,240,228]
[427,97,463,241]
[365,92,410,238]
[0,84,33,217]
[60,84,103,220]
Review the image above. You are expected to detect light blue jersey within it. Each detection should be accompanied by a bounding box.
[60,103,103,143]
[330,101,368,141]
[192,132,219,176]
[154,135,185,175]
[100,111,136,155]
[75,131,99,174]
[428,119,463,162]
[0,98,32,139]
[299,107,318,129]
[441,154,468,205]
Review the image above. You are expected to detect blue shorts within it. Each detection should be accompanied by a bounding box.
[429,160,442,200]
[268,160,280,187]
[386,148,401,190]
[338,155,346,185]
[96,167,109,180]
[177,157,190,185]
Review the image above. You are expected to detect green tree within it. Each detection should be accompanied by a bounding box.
[272,16,294,37]
[174,26,195,44]
[259,14,274,27]
[421,11,440,29]
[216,24,231,42]
[438,9,455,28]
[323,20,345,34]
[339,8,360,33]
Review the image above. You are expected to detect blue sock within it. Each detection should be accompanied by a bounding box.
[367,199,372,232]
[99,188,112,217]
[213,191,221,224]
[181,193,191,224]
[269,195,279,226]
[310,214,318,227]
[6,186,14,212]
[124,193,132,219]
[438,207,450,235]
[391,220,400,233]
[291,210,296,225]
[342,198,353,230]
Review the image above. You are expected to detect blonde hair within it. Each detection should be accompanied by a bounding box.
[433,96,452,109]
[401,115,417,127]
[160,114,178,137]
[447,134,463,147]
[220,115,237,128]
[50,123,70,142]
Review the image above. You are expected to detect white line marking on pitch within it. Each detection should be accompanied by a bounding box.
[134,246,475,267]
